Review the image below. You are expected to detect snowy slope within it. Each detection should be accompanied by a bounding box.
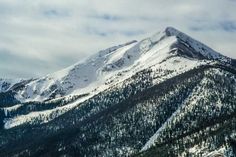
[14,40,137,102]
[4,94,94,129]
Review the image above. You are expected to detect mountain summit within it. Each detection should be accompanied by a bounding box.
[0,27,236,157]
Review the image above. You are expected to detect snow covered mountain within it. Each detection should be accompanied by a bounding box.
[0,27,235,157]
[1,27,233,103]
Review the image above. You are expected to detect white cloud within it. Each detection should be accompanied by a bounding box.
[0,0,236,78]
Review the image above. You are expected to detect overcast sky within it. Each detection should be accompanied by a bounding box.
[0,0,236,78]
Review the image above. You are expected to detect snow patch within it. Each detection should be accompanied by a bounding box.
[4,94,94,129]
[2,104,23,116]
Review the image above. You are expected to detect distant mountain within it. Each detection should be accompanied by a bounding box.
[0,27,235,157]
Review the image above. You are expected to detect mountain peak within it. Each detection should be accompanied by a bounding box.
[164,26,180,36]
[150,26,231,63]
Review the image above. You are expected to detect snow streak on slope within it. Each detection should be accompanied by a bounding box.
[140,75,205,152]
[3,104,23,116]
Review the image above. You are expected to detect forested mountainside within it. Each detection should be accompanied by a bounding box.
[0,27,235,157]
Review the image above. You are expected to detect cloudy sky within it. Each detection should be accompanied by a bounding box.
[0,0,236,78]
